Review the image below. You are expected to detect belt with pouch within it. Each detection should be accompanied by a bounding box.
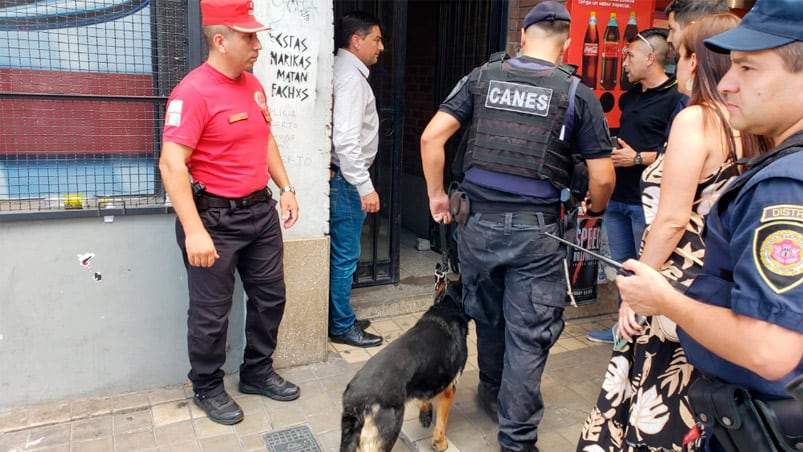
[196,188,272,210]
[689,376,803,451]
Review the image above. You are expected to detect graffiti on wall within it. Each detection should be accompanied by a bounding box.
[267,0,318,25]
[257,0,324,158]
[269,33,312,101]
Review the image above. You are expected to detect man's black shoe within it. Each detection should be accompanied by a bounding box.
[239,371,300,401]
[476,384,499,423]
[193,391,244,425]
[355,318,371,330]
[329,324,382,348]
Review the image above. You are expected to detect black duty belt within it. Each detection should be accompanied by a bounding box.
[474,211,557,225]
[196,188,272,210]
[470,200,559,225]
[689,376,803,452]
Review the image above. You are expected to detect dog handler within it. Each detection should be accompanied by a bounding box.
[159,0,300,425]
[420,2,614,450]
[616,0,803,449]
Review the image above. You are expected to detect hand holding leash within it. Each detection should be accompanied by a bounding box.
[429,192,451,224]
[434,220,451,292]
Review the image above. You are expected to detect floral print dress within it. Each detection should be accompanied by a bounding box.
[577,153,738,452]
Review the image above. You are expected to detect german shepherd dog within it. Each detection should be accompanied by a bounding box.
[340,277,468,452]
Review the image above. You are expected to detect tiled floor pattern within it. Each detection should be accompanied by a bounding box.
[0,312,617,452]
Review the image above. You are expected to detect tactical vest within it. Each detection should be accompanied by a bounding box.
[463,54,576,190]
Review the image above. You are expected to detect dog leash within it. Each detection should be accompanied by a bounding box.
[434,221,450,291]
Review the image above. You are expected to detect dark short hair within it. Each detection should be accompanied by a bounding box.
[529,19,571,37]
[628,27,668,43]
[202,24,233,46]
[665,0,728,27]
[335,11,382,50]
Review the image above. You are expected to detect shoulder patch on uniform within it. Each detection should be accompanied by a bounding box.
[444,75,468,103]
[753,221,803,294]
[165,100,183,127]
[761,204,803,223]
[484,80,552,117]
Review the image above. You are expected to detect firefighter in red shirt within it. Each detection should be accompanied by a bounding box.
[159,0,299,425]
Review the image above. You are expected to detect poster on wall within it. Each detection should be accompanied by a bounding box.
[565,0,655,128]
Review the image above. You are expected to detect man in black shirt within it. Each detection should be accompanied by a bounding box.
[588,28,682,343]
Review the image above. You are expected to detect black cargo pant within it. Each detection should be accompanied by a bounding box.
[176,198,286,397]
[458,211,566,452]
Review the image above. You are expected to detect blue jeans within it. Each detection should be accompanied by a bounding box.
[604,200,646,264]
[458,212,566,451]
[329,173,366,336]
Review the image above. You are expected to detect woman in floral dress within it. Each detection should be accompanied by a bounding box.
[578,14,771,452]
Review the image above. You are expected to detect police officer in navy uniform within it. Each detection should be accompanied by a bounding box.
[616,0,803,450]
[420,2,615,451]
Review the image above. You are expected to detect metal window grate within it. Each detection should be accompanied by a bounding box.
[0,0,192,216]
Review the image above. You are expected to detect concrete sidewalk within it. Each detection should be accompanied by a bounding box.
[0,312,616,452]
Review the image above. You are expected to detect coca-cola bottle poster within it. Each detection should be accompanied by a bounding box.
[565,0,655,128]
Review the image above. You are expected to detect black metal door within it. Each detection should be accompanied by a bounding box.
[430,0,508,255]
[334,0,406,287]
[333,0,507,287]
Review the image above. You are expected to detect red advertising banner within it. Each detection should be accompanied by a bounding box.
[566,0,655,128]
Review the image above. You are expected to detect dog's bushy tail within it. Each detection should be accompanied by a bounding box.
[340,407,364,452]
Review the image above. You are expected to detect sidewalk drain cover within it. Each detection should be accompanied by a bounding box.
[263,424,322,452]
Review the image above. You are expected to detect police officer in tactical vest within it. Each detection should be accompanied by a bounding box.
[420,2,615,450]
[615,1,803,450]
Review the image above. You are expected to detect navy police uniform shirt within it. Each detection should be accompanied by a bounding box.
[439,56,611,206]
[680,142,803,399]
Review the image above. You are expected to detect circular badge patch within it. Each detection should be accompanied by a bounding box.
[254,91,267,110]
[759,229,803,276]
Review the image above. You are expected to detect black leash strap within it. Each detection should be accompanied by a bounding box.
[434,221,450,290]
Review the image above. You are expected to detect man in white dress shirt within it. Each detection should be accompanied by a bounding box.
[328,11,384,347]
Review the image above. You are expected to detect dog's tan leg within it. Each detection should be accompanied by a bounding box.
[431,384,457,452]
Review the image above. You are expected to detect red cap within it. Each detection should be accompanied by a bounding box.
[201,0,270,33]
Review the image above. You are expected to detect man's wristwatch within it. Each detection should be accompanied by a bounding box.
[280,185,296,194]
[633,152,643,165]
